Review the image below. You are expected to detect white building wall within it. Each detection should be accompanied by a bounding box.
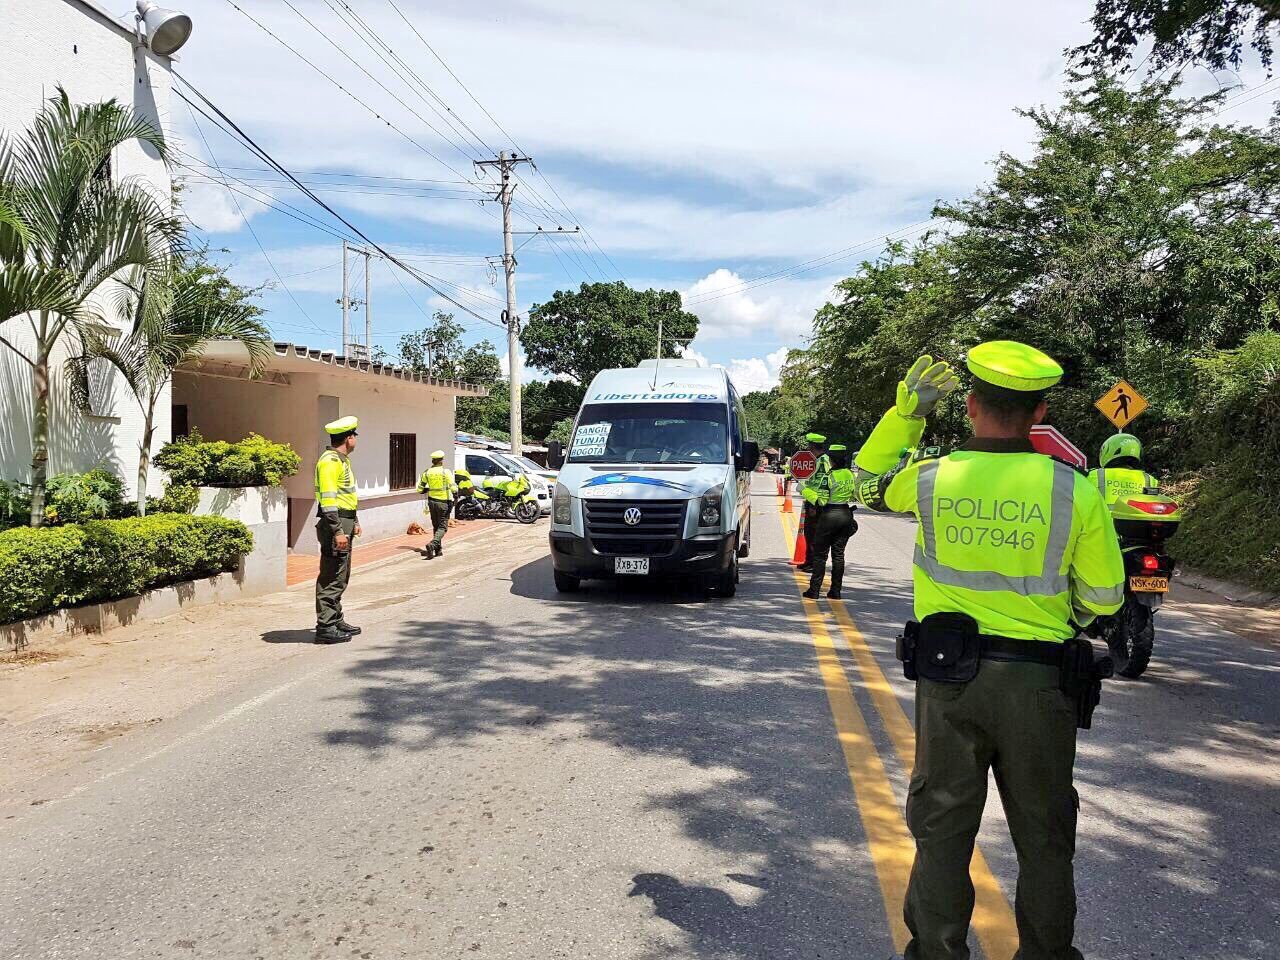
[0,0,174,498]
[172,370,460,554]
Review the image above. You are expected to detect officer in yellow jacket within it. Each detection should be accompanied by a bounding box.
[417,450,456,559]
[314,416,361,643]
[854,342,1124,960]
[1088,433,1158,508]
[801,443,858,599]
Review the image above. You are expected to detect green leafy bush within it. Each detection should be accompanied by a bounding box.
[0,515,253,623]
[146,483,200,516]
[0,480,32,529]
[43,469,128,525]
[154,430,301,488]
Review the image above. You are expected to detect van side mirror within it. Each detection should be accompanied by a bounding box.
[736,440,760,472]
[548,440,565,469]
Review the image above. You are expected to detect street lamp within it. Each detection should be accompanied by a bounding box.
[135,1,192,56]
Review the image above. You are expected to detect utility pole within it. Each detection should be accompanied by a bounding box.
[336,241,372,359]
[476,151,534,455]
[341,240,350,355]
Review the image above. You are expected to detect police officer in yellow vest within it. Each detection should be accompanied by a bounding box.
[854,343,1124,960]
[801,443,858,600]
[798,432,831,573]
[1088,433,1158,508]
[417,450,456,559]
[314,416,361,644]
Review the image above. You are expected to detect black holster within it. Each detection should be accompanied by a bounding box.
[897,613,981,684]
[1060,636,1113,730]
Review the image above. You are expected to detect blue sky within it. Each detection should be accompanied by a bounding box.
[167,0,1277,393]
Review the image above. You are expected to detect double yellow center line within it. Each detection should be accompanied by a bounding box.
[779,497,1019,959]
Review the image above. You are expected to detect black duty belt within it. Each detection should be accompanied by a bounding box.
[979,634,1063,666]
[318,507,359,519]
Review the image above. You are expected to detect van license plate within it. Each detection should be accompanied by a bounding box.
[1129,575,1168,593]
[615,557,649,575]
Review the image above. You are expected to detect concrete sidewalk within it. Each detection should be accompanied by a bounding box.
[285,518,499,586]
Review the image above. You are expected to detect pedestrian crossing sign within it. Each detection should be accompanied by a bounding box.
[1095,380,1148,429]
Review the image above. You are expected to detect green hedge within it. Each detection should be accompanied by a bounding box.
[154,431,301,488]
[0,515,253,624]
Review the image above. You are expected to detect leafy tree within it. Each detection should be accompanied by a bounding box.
[521,281,699,385]
[0,90,180,525]
[1080,0,1280,72]
[523,379,586,442]
[545,417,574,447]
[115,248,270,513]
[397,312,504,434]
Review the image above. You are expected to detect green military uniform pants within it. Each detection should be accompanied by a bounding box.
[427,498,451,550]
[806,504,856,595]
[905,660,1082,960]
[315,514,356,628]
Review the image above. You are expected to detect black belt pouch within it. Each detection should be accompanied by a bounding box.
[915,612,981,683]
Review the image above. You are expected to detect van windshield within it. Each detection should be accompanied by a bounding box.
[569,402,729,464]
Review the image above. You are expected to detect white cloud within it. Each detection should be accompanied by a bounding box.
[682,268,834,341]
[676,344,788,393]
[178,179,265,234]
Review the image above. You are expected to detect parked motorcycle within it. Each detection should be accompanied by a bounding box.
[1095,492,1181,678]
[456,478,540,525]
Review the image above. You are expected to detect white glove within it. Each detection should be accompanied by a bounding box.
[895,355,960,419]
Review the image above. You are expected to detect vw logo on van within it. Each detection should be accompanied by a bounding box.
[623,507,643,525]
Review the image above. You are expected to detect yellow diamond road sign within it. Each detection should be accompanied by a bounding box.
[1096,379,1148,429]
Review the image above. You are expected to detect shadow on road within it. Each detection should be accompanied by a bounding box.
[322,543,899,958]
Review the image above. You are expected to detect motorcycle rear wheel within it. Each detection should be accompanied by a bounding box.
[1106,599,1154,679]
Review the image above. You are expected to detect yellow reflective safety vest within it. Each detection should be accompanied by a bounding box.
[803,467,856,506]
[418,465,456,502]
[801,453,831,503]
[454,467,475,493]
[315,449,358,514]
[855,408,1124,641]
[1087,467,1157,508]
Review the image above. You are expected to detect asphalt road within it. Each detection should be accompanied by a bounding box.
[1,474,1276,959]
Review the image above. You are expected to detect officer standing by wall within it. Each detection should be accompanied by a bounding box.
[314,416,361,644]
[854,343,1125,960]
[1088,433,1158,507]
[801,443,858,600]
[417,450,456,558]
[798,432,830,573]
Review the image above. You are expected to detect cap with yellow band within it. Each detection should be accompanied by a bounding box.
[829,443,848,452]
[966,341,1062,392]
[325,415,359,435]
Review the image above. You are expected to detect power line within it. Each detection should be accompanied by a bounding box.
[182,99,330,336]
[325,0,497,159]
[219,0,491,202]
[173,73,505,330]
[684,219,938,306]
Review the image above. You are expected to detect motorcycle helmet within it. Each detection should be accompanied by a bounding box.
[1099,433,1142,468]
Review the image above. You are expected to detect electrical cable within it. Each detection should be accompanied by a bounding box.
[173,74,505,329]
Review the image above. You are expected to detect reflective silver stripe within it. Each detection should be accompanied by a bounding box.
[1096,468,1106,498]
[911,457,1076,597]
[1075,581,1124,606]
[916,459,940,560]
[320,505,339,513]
[318,490,338,497]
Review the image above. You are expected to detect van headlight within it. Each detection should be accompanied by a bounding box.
[553,482,572,524]
[699,484,723,528]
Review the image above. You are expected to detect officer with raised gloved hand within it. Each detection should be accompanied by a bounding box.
[855,343,1124,960]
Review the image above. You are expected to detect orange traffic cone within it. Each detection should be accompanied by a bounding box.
[776,478,784,496]
[790,523,807,566]
[782,494,793,514]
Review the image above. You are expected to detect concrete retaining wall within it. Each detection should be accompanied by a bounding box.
[194,486,288,594]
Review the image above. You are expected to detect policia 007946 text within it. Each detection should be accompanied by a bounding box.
[854,343,1124,960]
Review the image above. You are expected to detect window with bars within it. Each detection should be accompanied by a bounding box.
[389,433,417,490]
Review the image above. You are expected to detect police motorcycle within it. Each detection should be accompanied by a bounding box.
[457,473,540,524]
[1093,492,1181,678]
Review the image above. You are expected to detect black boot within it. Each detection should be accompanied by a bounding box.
[827,574,843,600]
[314,625,352,644]
[336,621,362,636]
[801,587,821,599]
[826,588,842,600]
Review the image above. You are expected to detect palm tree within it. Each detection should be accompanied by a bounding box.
[116,251,271,514]
[0,89,179,525]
